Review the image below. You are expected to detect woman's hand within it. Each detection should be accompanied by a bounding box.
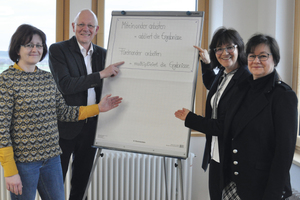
[174,108,190,121]
[5,174,23,195]
[98,94,122,112]
[194,46,211,64]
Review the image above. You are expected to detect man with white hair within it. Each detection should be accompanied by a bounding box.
[49,9,124,200]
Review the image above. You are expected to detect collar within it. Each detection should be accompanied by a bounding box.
[77,41,94,56]
[242,70,279,93]
[224,68,238,76]
[13,63,37,72]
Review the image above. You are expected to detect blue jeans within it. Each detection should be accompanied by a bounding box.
[10,155,65,200]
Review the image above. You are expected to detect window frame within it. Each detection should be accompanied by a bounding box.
[56,0,70,42]
[192,0,209,137]
[292,0,300,151]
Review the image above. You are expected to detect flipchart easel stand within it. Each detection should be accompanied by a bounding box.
[163,157,185,200]
[82,149,185,200]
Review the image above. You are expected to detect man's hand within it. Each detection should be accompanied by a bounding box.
[5,174,23,195]
[98,94,122,112]
[100,61,125,78]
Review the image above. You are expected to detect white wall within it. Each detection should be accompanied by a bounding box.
[274,0,294,84]
[189,137,209,200]
[209,0,294,87]
[291,164,300,192]
[220,0,294,86]
[68,0,296,199]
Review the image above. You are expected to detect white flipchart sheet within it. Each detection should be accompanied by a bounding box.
[94,11,204,158]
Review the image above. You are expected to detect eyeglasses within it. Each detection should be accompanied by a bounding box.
[214,45,237,55]
[247,53,272,61]
[76,23,96,29]
[21,43,44,49]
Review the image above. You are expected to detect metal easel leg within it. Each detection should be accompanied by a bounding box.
[163,157,169,200]
[176,159,184,200]
[82,148,103,200]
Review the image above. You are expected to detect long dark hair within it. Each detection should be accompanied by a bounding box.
[9,24,48,62]
[209,27,247,69]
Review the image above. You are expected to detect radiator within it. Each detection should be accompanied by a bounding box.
[0,151,195,200]
[290,189,300,200]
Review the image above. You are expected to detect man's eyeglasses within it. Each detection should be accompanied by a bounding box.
[21,43,44,49]
[247,53,272,61]
[214,45,237,55]
[76,23,96,29]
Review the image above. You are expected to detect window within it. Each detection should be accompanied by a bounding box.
[0,0,56,73]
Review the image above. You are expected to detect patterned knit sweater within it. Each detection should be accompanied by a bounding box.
[0,64,80,163]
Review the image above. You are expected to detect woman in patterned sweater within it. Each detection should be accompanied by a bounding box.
[0,24,122,200]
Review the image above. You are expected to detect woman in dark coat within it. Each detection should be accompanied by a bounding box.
[193,27,250,200]
[176,34,297,200]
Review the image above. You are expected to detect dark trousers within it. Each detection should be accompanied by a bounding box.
[209,159,222,200]
[59,117,97,200]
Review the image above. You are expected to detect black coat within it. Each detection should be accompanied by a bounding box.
[49,36,107,139]
[201,62,251,171]
[186,70,298,200]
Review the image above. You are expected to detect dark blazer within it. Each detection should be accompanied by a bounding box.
[49,36,106,139]
[201,62,251,171]
[186,70,298,200]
